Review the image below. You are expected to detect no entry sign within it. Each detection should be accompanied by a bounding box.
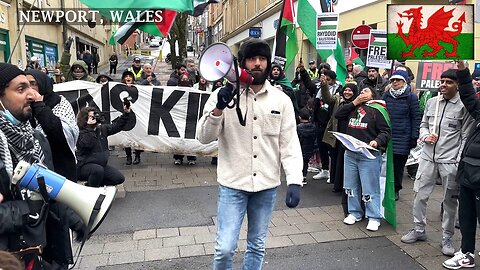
[351,25,372,49]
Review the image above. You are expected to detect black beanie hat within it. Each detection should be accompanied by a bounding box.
[238,38,272,73]
[0,63,25,93]
[441,69,458,82]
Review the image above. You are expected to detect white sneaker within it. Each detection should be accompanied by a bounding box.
[343,214,362,225]
[366,220,381,231]
[307,167,320,173]
[313,170,330,180]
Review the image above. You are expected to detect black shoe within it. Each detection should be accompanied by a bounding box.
[126,156,132,165]
[133,155,140,165]
[395,191,399,201]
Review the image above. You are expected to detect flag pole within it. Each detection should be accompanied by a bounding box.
[273,0,287,68]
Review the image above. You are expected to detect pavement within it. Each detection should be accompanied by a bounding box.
[71,54,480,270]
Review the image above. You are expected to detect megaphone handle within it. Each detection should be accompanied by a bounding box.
[70,194,106,269]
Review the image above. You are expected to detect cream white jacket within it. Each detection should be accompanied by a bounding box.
[197,81,303,192]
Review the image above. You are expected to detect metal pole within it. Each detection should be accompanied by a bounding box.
[7,0,38,64]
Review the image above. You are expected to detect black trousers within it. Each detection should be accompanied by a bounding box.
[79,163,125,187]
[459,185,480,253]
[316,126,331,170]
[333,143,345,192]
[302,152,314,177]
[109,64,117,74]
[125,147,142,157]
[393,153,409,192]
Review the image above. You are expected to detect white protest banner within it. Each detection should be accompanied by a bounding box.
[316,13,338,50]
[53,81,217,156]
[366,30,392,69]
[330,131,378,159]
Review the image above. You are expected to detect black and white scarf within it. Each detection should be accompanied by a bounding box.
[0,115,44,166]
[0,129,13,175]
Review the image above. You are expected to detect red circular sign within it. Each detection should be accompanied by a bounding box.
[351,25,372,49]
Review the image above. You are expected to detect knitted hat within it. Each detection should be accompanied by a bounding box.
[96,74,113,83]
[238,38,272,72]
[389,70,409,83]
[0,63,26,92]
[366,66,379,72]
[472,69,480,80]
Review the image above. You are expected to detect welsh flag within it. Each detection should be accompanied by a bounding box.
[112,10,177,44]
[297,0,346,83]
[273,0,298,70]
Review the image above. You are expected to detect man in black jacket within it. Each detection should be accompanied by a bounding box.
[358,66,388,97]
[0,63,85,269]
[76,106,131,187]
[443,60,480,269]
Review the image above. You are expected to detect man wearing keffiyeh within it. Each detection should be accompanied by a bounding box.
[0,63,85,269]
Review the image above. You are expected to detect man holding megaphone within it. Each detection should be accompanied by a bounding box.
[197,38,303,269]
[0,63,88,269]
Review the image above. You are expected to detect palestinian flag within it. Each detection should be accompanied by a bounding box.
[317,14,338,31]
[387,4,473,60]
[298,0,346,83]
[273,0,298,70]
[348,44,365,68]
[80,0,193,16]
[113,10,176,44]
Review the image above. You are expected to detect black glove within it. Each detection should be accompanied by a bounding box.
[285,184,301,208]
[64,37,73,52]
[26,198,44,224]
[74,225,89,243]
[410,138,418,149]
[216,83,234,110]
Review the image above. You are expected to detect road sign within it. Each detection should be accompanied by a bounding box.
[351,25,372,49]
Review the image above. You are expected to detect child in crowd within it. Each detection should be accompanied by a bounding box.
[297,108,317,185]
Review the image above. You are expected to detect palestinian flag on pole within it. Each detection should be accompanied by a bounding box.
[297,0,346,83]
[387,4,473,60]
[273,0,298,70]
[113,10,176,44]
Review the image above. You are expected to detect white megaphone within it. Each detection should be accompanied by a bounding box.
[199,42,253,86]
[12,161,116,235]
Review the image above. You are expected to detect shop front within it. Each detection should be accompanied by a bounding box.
[25,37,58,70]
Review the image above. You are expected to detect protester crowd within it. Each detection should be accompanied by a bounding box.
[2,35,480,270]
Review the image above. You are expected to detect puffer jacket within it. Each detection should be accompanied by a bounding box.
[76,112,130,168]
[382,86,421,155]
[60,51,96,82]
[297,122,316,155]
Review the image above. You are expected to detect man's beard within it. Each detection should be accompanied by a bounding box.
[250,70,268,85]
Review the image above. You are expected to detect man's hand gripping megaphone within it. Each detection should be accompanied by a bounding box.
[215,83,235,110]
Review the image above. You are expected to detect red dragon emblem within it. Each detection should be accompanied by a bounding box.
[395,6,466,59]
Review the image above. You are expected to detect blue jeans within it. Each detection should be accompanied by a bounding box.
[213,185,277,270]
[343,150,382,221]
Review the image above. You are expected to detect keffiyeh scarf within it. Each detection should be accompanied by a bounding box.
[0,115,44,166]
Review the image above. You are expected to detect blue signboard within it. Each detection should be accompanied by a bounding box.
[475,62,480,71]
[44,45,57,71]
[249,27,262,38]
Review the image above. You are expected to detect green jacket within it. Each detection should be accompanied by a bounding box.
[60,51,96,82]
